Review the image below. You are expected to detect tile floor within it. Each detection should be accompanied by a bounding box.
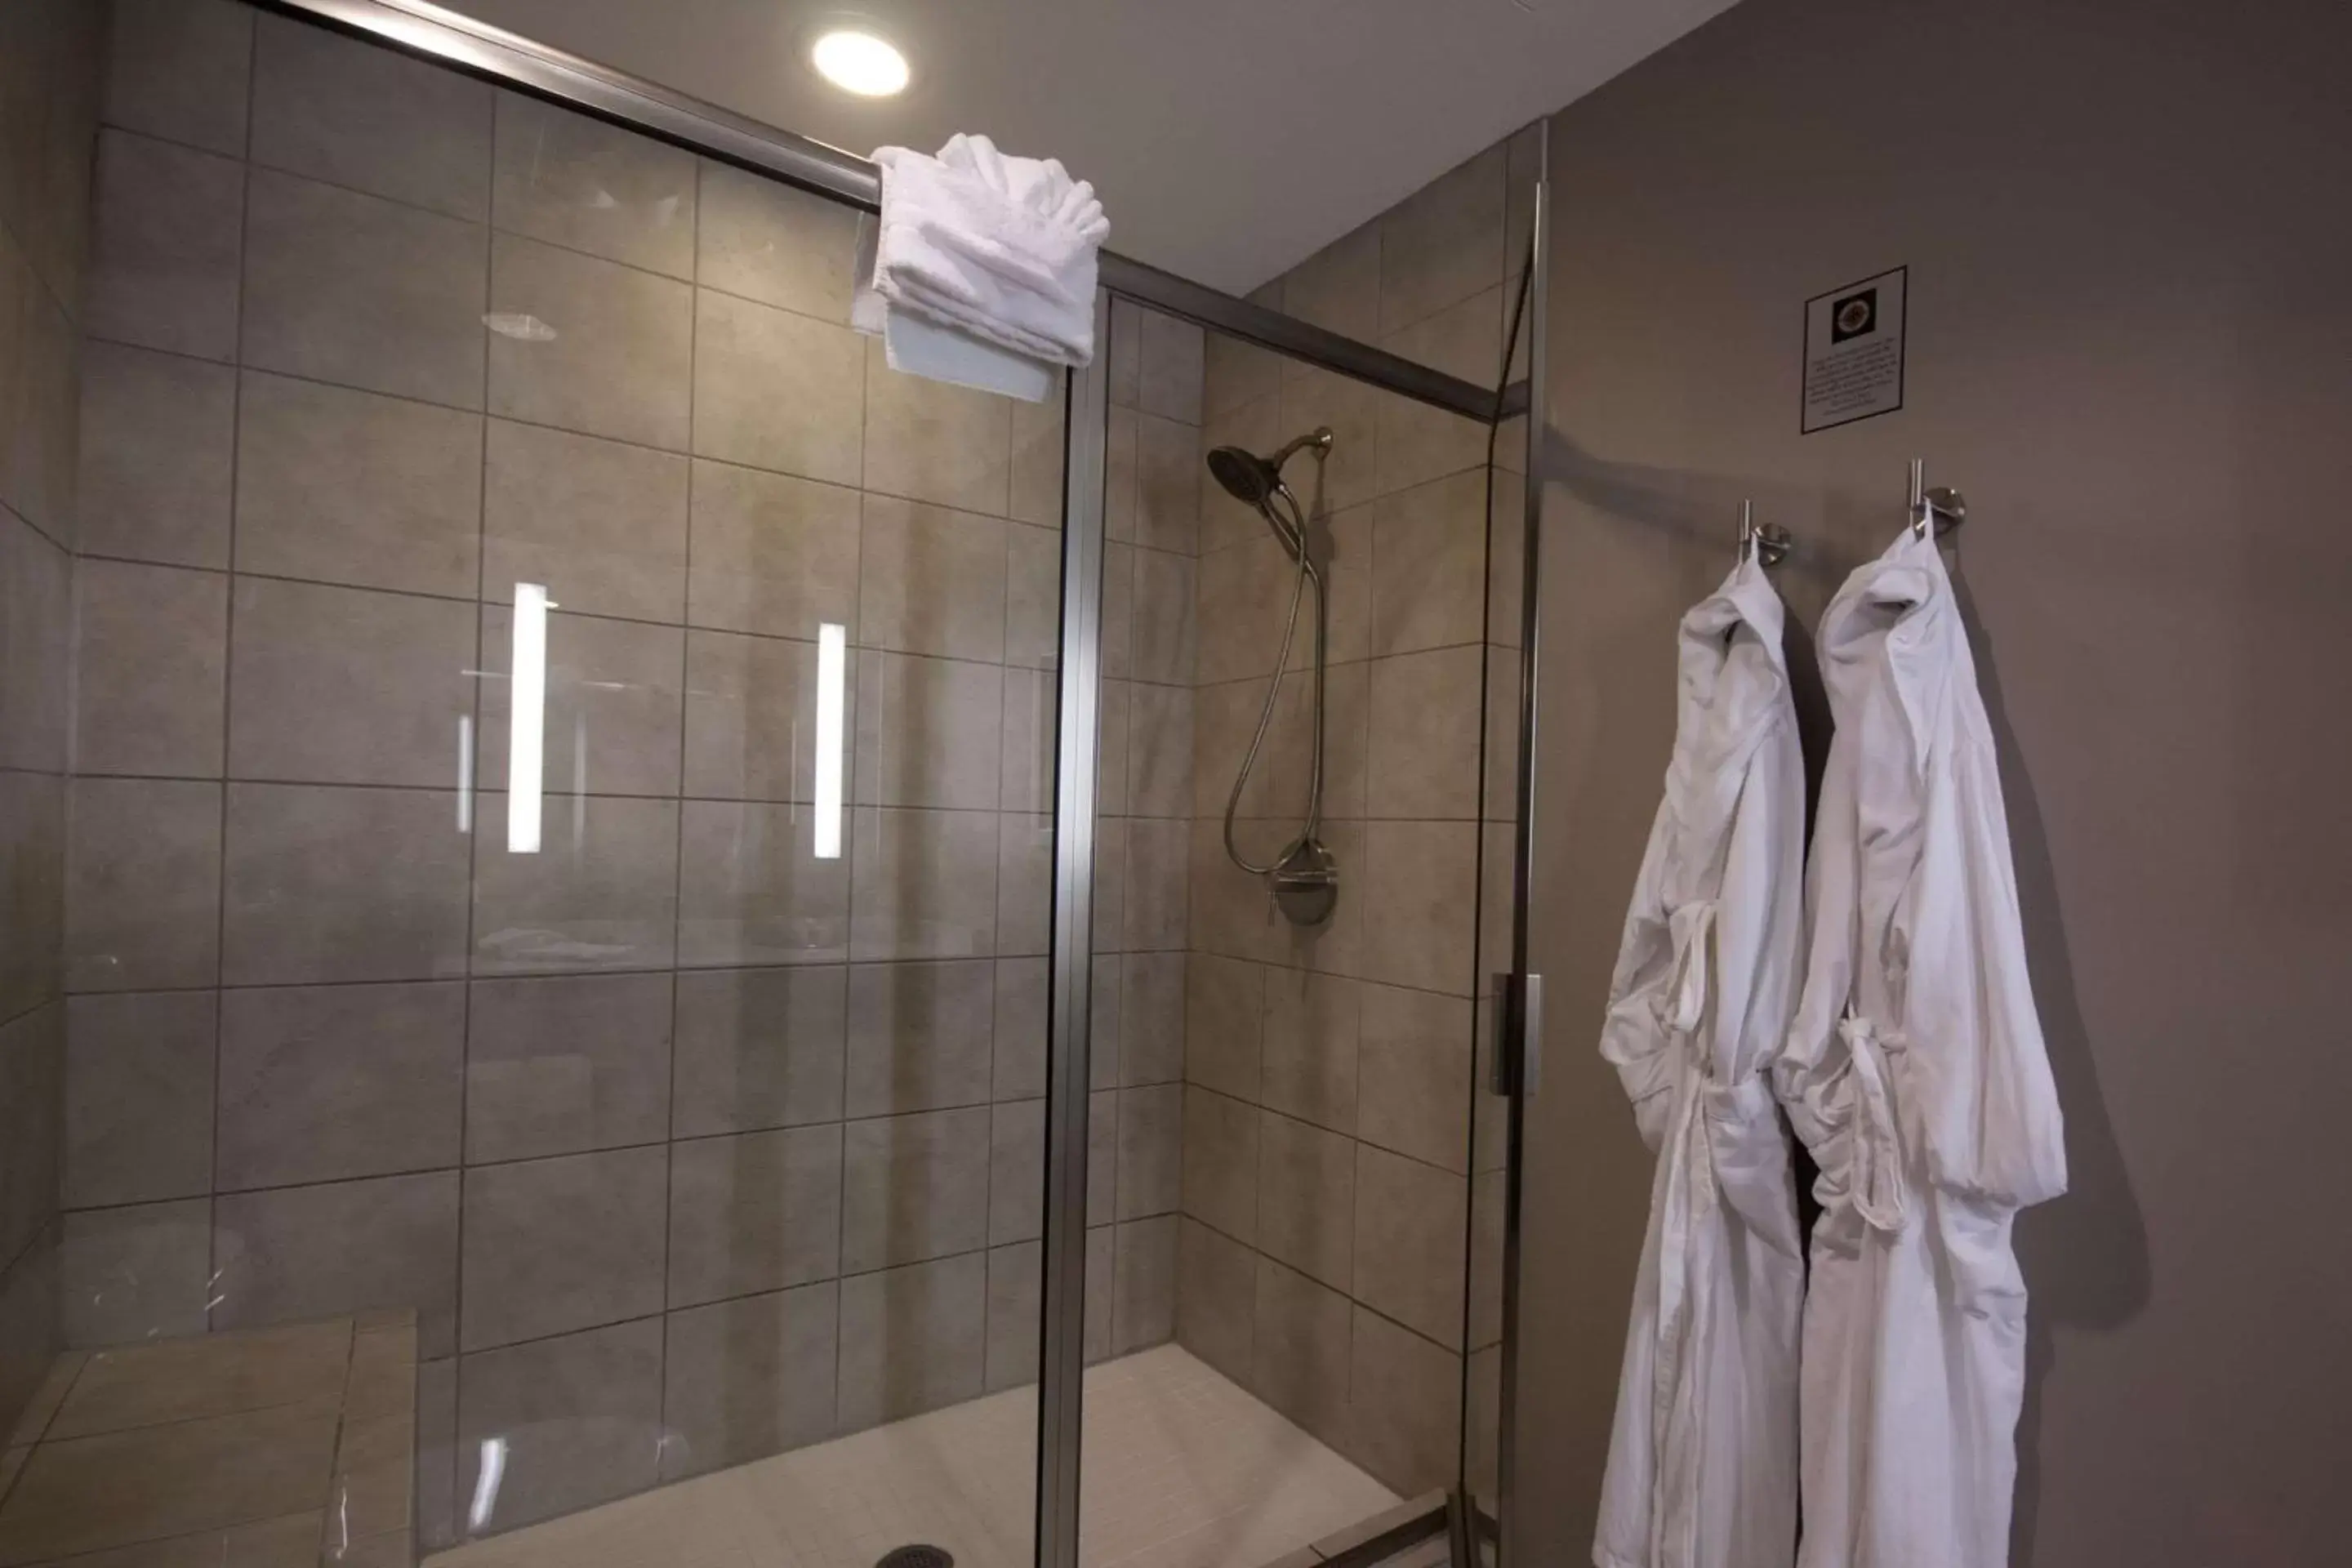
[0,1314,417,1567]
[425,1344,1401,1568]
[1252,1493,1454,1568]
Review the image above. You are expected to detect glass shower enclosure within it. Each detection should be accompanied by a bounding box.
[42,2,1552,1565]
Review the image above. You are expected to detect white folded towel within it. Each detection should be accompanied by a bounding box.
[869,133,1109,367]
[853,215,1057,403]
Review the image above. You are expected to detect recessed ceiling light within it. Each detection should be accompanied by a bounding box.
[812,29,909,97]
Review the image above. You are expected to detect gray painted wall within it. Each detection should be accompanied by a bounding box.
[1516,0,2352,1561]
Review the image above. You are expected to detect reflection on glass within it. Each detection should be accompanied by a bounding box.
[508,583,552,854]
[457,714,474,833]
[814,621,846,858]
[469,1436,508,1532]
[572,715,589,845]
[482,311,556,341]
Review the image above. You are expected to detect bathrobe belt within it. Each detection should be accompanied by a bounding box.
[1646,899,1724,1568]
[1836,1013,1911,1233]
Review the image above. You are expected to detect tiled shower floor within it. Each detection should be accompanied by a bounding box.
[426,1344,1399,1568]
[0,1313,419,1567]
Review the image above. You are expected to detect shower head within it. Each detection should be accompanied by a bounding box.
[1205,445,1281,507]
[1205,427,1334,506]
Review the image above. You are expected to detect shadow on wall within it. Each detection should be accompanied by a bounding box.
[1949,566,2151,1565]
[1538,427,2154,1561]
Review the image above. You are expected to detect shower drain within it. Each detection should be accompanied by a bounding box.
[875,1548,953,1568]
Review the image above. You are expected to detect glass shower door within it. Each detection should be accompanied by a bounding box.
[53,8,1068,1564]
[1076,266,1512,1566]
[55,8,1545,1567]
[435,87,1076,1549]
[1070,127,1543,1568]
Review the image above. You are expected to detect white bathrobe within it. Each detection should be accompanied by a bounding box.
[1596,556,1806,1568]
[1775,529,2067,1568]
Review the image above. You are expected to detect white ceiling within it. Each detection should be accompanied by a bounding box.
[449,0,1740,293]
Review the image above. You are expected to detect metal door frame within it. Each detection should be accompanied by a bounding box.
[255,0,1504,423]
[1036,298,1110,1568]
[1494,120,1553,1568]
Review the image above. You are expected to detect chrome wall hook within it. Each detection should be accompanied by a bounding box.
[1908,458,1966,540]
[1739,498,1793,567]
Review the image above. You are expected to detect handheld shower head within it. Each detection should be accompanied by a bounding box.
[1205,445,1281,507]
[1204,425,1340,924]
[1205,427,1333,506]
[1206,428,1333,562]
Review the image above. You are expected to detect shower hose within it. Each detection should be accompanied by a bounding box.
[1221,468,1327,878]
[1219,247,1533,884]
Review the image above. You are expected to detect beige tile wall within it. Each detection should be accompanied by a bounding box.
[62,1,1200,1547]
[0,0,100,1446]
[1180,131,1539,1501]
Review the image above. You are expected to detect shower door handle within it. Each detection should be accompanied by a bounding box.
[1488,971,1544,1098]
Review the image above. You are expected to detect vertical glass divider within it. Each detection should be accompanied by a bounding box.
[1498,119,1554,1568]
[1036,292,1112,1568]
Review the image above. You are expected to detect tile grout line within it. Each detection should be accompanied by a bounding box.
[77,328,1107,537]
[1346,276,1380,1449]
[60,1134,1178,1219]
[50,953,1206,1005]
[54,773,1217,825]
[0,984,62,1039]
[648,154,709,1469]
[321,1314,359,1563]
[829,209,874,1446]
[983,478,1006,1388]
[74,516,1099,637]
[6,1351,85,1455]
[1161,347,1208,1365]
[94,113,928,328]
[448,86,499,1432]
[198,15,265,1346]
